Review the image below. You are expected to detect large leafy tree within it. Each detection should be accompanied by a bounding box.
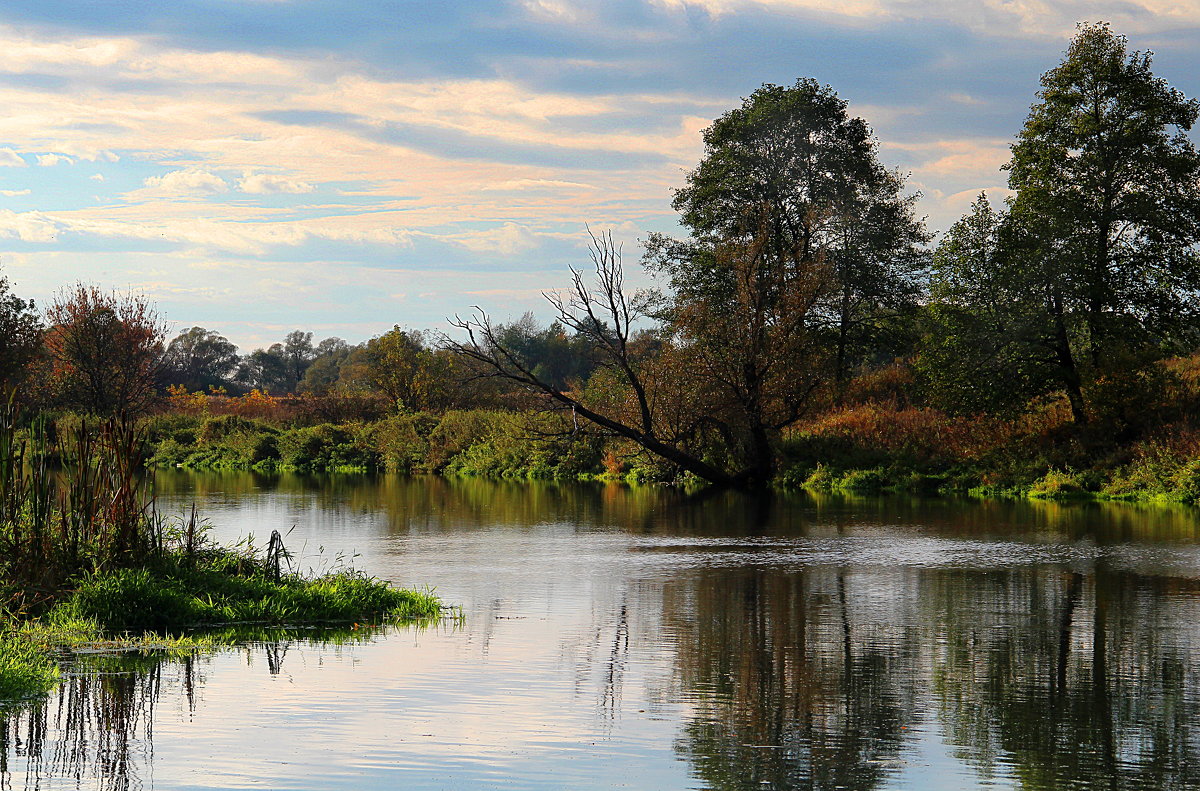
[450,81,924,487]
[918,195,1059,415]
[658,78,928,400]
[1003,22,1200,423]
[0,270,42,390]
[43,286,167,416]
[163,326,239,392]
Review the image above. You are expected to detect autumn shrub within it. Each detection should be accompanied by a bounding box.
[785,402,1013,471]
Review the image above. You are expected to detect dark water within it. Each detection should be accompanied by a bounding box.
[5,472,1200,790]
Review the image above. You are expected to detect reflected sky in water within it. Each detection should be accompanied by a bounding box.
[4,472,1200,790]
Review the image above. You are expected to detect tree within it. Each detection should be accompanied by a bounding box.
[449,82,924,486]
[0,269,42,390]
[43,286,167,416]
[659,78,928,400]
[281,330,315,390]
[449,231,743,485]
[163,326,239,392]
[1003,22,1200,423]
[299,337,352,395]
[649,221,830,482]
[918,194,1060,415]
[355,327,452,412]
[235,345,290,393]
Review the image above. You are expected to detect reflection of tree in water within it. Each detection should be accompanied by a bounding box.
[929,563,1200,790]
[0,630,379,791]
[667,567,920,791]
[1,652,175,791]
[669,557,1200,791]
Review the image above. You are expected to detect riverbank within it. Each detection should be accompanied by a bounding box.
[131,395,1200,503]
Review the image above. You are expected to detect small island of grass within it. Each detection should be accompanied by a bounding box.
[0,407,442,703]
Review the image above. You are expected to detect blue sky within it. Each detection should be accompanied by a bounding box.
[0,0,1197,350]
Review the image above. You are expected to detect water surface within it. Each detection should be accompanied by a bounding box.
[4,472,1200,790]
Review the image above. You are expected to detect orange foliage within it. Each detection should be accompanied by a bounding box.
[794,401,1019,465]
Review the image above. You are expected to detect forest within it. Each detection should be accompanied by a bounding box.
[2,22,1200,500]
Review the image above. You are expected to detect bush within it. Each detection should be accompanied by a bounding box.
[1170,458,1200,504]
[803,464,838,491]
[837,468,889,493]
[1028,469,1087,499]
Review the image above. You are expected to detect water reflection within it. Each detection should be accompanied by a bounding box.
[3,474,1199,790]
[666,559,1200,790]
[0,627,400,791]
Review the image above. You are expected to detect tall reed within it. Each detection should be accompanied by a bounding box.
[0,400,164,607]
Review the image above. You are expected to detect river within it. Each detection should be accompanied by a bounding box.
[4,471,1200,790]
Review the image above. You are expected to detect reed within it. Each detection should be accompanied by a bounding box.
[0,400,166,608]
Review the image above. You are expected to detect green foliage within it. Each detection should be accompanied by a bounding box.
[163,326,239,392]
[837,468,889,493]
[1171,459,1200,504]
[1028,469,1088,499]
[0,629,59,700]
[0,267,42,391]
[53,555,440,633]
[918,194,1056,416]
[802,464,838,491]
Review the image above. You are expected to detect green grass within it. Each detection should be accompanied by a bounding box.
[0,628,60,701]
[52,554,442,632]
[0,552,444,703]
[0,405,446,705]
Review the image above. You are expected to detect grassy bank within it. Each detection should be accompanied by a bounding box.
[0,405,443,703]
[132,393,1200,503]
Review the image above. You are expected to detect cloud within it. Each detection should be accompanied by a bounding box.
[238,172,315,194]
[134,168,229,198]
[450,223,542,255]
[36,153,72,166]
[0,189,31,196]
[649,0,1200,36]
[0,209,60,242]
[0,149,26,167]
[90,173,105,181]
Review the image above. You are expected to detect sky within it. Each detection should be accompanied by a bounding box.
[0,1,1197,351]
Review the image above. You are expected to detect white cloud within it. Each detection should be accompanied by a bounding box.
[37,153,72,167]
[450,222,541,255]
[650,0,1200,36]
[135,168,228,198]
[90,173,105,181]
[0,189,31,196]
[0,149,26,167]
[0,209,60,242]
[238,172,315,194]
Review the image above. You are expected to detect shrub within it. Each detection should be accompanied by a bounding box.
[837,468,888,493]
[803,464,837,491]
[1028,469,1087,499]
